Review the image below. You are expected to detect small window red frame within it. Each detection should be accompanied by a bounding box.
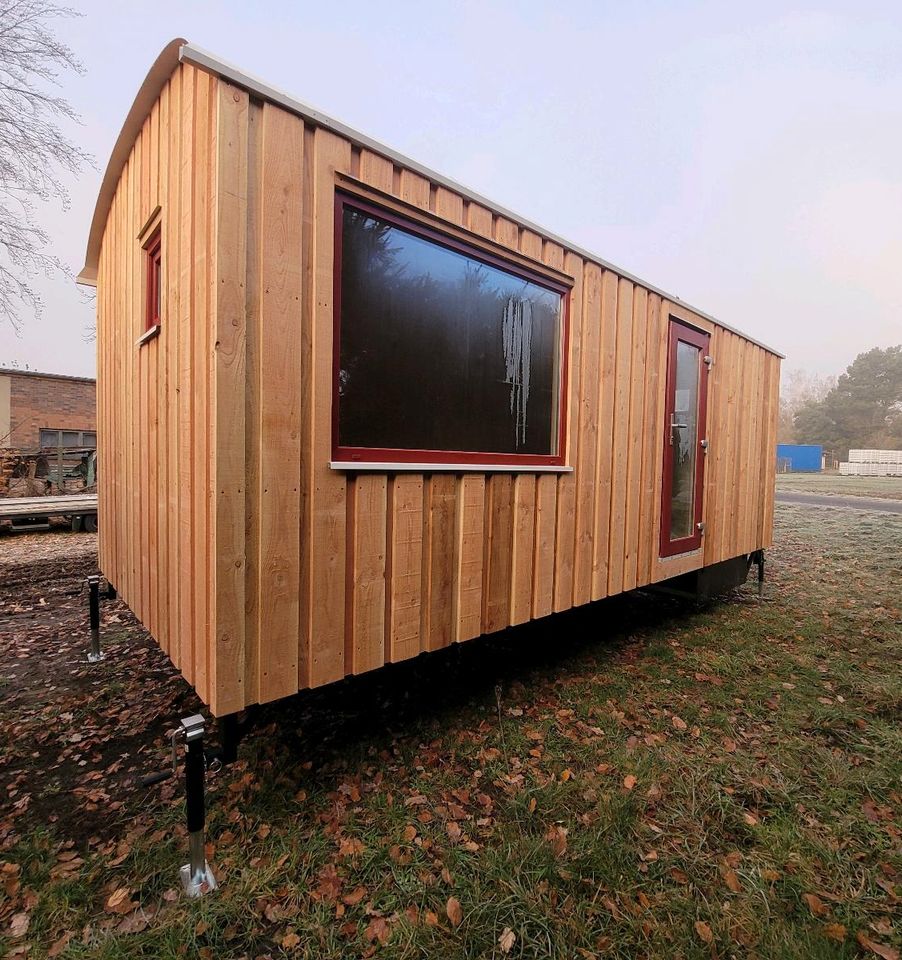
[331,191,571,468]
[144,228,162,332]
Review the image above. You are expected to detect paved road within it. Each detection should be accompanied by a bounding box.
[775,491,902,514]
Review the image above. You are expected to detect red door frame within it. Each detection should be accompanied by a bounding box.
[659,318,710,557]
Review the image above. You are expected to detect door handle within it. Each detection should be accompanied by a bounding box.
[669,413,688,444]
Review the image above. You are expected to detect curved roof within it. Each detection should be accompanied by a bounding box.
[79,39,783,358]
[77,38,185,286]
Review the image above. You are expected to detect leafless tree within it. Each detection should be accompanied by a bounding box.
[0,0,90,330]
[777,368,836,442]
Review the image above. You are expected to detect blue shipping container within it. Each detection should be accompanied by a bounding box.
[776,443,822,472]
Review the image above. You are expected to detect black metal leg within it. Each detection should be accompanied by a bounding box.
[757,551,765,597]
[219,713,240,766]
[86,575,104,662]
[180,715,216,896]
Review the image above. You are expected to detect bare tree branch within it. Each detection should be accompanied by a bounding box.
[0,0,91,330]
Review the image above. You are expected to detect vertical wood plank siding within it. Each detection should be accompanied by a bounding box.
[95,73,781,715]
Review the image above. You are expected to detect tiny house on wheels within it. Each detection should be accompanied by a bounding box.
[79,40,782,718]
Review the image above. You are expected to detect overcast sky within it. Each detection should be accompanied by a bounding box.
[1,0,900,379]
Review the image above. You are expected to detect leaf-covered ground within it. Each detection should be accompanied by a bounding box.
[0,502,900,960]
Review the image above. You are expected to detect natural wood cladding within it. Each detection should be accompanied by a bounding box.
[97,63,220,707]
[96,71,780,716]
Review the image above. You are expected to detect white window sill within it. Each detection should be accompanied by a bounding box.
[330,461,573,473]
[136,324,161,347]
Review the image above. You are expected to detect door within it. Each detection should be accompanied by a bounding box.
[660,318,710,557]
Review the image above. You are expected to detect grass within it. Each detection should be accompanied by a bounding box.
[0,504,900,959]
[776,471,902,500]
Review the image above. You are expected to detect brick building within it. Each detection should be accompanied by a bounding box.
[0,369,97,452]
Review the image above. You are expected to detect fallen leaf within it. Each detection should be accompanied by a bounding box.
[671,715,688,731]
[856,931,899,960]
[722,868,742,893]
[47,932,72,957]
[281,931,301,949]
[9,913,29,938]
[446,896,463,927]
[343,886,367,906]
[105,888,135,915]
[623,774,637,790]
[823,923,846,943]
[545,824,568,858]
[365,917,391,945]
[802,893,829,918]
[499,927,516,953]
[116,910,150,935]
[338,837,364,857]
[695,920,714,944]
[560,768,572,782]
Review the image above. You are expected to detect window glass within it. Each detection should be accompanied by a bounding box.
[337,199,564,460]
[668,340,700,541]
[145,228,162,331]
[40,429,58,448]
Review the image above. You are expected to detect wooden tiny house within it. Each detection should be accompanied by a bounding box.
[79,40,782,717]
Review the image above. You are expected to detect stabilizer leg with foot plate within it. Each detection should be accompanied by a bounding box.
[179,715,217,897]
[86,575,105,663]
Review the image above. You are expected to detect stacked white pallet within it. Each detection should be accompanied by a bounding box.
[848,449,902,464]
[840,450,902,476]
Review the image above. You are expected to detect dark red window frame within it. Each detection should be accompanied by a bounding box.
[144,228,162,332]
[659,318,710,558]
[332,191,570,467]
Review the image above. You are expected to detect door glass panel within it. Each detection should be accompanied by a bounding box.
[669,340,700,541]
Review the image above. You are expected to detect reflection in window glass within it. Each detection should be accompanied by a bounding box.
[669,340,700,541]
[337,202,564,458]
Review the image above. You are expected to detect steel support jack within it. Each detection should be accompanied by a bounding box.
[750,549,765,597]
[178,714,217,897]
[85,575,105,662]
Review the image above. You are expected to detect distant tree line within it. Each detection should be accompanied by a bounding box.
[783,345,902,459]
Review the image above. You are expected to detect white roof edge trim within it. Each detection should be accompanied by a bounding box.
[180,41,784,359]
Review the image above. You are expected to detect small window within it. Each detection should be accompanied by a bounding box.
[334,193,568,467]
[39,430,97,449]
[144,228,162,332]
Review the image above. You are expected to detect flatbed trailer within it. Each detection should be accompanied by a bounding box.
[0,494,98,532]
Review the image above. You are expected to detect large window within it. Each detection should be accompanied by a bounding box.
[334,194,568,467]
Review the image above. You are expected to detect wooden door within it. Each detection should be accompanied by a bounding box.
[660,318,710,557]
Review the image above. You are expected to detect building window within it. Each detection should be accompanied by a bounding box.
[334,193,568,466]
[144,227,162,332]
[40,429,96,449]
